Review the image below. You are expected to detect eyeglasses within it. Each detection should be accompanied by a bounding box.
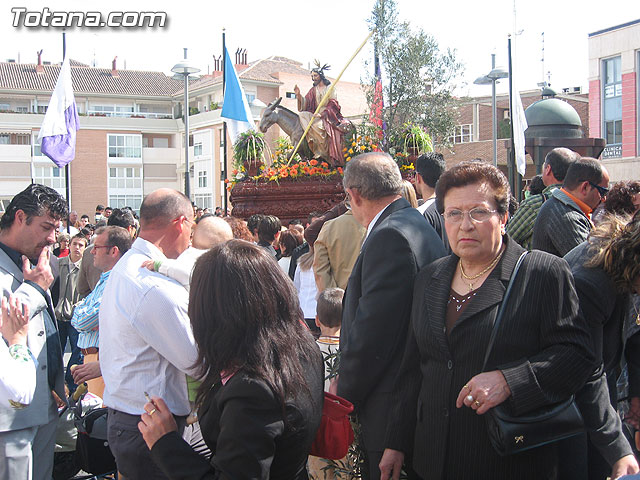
[92,245,114,251]
[589,182,609,198]
[443,207,498,223]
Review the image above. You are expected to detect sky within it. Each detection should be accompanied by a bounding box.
[0,0,636,98]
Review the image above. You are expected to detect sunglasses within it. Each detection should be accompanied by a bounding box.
[588,182,609,198]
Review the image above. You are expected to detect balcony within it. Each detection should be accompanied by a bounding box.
[0,144,31,163]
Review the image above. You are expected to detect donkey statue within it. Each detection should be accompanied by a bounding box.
[258,97,317,162]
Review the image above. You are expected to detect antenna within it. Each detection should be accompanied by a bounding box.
[541,32,545,87]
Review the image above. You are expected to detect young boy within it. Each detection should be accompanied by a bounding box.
[315,288,344,391]
[310,288,347,480]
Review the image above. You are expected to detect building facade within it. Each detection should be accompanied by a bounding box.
[588,19,640,181]
[437,89,589,179]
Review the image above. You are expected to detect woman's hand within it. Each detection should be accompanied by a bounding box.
[611,454,639,479]
[0,296,30,346]
[138,396,178,450]
[379,448,404,480]
[141,260,156,271]
[456,370,511,415]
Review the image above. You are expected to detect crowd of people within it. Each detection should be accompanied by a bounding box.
[1,149,640,480]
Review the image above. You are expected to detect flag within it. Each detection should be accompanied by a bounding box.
[221,46,254,142]
[37,56,79,168]
[369,47,384,141]
[511,68,528,176]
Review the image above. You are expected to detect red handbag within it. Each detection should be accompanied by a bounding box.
[310,392,355,460]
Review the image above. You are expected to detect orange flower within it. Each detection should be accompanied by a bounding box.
[309,159,318,166]
[267,169,276,176]
[321,162,328,168]
[337,167,344,174]
[224,178,230,183]
[231,169,238,175]
[343,147,347,152]
[280,171,289,178]
[303,167,311,174]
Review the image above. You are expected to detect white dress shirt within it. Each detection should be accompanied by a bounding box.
[294,265,318,319]
[99,238,198,416]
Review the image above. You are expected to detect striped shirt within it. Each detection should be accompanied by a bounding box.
[71,270,110,349]
[505,184,558,250]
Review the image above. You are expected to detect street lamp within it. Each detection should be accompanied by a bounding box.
[474,54,508,167]
[172,48,200,199]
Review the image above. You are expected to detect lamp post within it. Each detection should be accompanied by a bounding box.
[172,48,200,199]
[474,54,508,167]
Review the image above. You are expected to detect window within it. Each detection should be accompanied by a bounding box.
[286,92,296,99]
[194,141,203,157]
[449,124,473,144]
[602,56,622,159]
[198,171,207,188]
[108,134,142,159]
[194,193,212,210]
[37,104,48,114]
[108,166,143,211]
[109,166,142,189]
[32,136,42,156]
[34,165,65,190]
[16,106,28,113]
[246,93,256,104]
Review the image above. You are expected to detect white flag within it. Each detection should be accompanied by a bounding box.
[511,74,528,176]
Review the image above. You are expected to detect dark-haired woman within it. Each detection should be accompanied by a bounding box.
[380,161,594,479]
[138,240,324,480]
[560,213,640,479]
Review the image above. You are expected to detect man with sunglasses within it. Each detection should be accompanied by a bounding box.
[532,157,610,257]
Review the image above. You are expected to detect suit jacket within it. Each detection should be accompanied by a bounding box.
[150,350,324,480]
[385,236,594,479]
[77,244,101,298]
[337,197,446,451]
[55,255,82,321]
[313,210,365,291]
[532,188,592,257]
[0,248,65,432]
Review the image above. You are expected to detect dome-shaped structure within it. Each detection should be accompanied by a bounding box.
[525,97,583,139]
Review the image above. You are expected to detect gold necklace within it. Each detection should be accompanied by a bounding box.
[459,247,505,291]
[634,301,640,326]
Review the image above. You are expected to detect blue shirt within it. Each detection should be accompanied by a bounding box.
[71,270,110,349]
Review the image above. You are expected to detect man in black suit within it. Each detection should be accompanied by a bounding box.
[337,152,446,480]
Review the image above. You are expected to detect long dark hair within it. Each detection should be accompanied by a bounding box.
[189,239,318,407]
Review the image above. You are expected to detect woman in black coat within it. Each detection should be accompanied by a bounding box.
[561,212,640,479]
[138,240,324,480]
[380,161,594,480]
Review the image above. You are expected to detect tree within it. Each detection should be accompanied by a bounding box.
[365,0,463,148]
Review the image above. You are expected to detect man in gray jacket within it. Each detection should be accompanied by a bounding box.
[532,157,609,257]
[0,184,67,480]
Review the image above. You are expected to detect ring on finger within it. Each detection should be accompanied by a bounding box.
[148,408,156,416]
[474,400,481,407]
[465,394,474,403]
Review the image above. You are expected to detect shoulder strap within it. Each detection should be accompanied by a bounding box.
[481,251,529,371]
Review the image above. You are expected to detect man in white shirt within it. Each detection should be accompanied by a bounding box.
[99,188,198,480]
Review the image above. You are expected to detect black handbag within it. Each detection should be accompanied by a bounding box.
[482,251,584,456]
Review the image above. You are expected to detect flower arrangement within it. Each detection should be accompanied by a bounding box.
[342,124,381,163]
[233,129,266,166]
[270,137,301,168]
